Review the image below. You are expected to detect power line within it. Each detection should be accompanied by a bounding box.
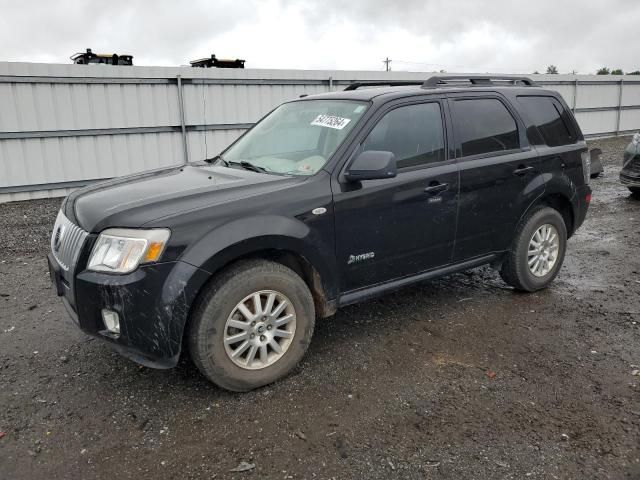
[392,59,534,74]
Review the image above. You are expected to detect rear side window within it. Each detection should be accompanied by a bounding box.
[362,102,445,169]
[452,98,520,157]
[517,96,575,147]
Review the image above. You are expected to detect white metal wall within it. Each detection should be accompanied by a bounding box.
[1,61,639,202]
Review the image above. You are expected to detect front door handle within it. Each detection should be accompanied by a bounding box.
[424,183,449,195]
[513,165,534,176]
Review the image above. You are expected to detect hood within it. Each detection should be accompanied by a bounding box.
[66,164,303,232]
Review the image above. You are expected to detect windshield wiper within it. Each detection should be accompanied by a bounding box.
[204,154,229,167]
[230,160,269,174]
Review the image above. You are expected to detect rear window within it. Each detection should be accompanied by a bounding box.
[517,96,575,147]
[452,98,520,157]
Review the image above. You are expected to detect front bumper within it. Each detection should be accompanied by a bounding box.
[620,170,640,187]
[49,257,210,368]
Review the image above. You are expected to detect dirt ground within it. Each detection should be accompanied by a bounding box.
[1,136,639,480]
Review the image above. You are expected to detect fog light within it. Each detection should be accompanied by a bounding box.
[101,309,120,335]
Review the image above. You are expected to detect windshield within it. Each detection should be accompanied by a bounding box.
[223,100,368,175]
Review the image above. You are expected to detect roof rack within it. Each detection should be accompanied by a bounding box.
[343,76,538,92]
[343,81,424,91]
[421,75,537,88]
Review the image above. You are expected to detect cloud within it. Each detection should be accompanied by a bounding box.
[0,0,261,65]
[0,0,638,73]
[280,0,640,73]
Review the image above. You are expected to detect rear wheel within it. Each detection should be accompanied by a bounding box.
[188,259,315,392]
[500,206,567,292]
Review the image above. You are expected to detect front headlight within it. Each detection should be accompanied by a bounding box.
[87,228,171,274]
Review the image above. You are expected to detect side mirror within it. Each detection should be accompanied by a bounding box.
[344,150,397,182]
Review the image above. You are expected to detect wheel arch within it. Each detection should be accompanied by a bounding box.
[537,193,575,237]
[203,245,338,319]
[518,174,579,238]
[180,214,338,306]
[184,232,339,326]
[178,241,337,363]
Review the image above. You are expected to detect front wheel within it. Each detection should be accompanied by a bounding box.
[500,206,567,292]
[187,259,315,392]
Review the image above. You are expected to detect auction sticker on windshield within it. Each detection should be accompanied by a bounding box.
[311,114,351,130]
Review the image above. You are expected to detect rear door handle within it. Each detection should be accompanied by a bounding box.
[513,166,534,176]
[424,183,448,195]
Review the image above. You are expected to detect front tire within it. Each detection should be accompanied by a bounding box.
[188,259,315,392]
[500,206,567,292]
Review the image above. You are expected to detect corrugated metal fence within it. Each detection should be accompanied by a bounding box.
[1,62,639,202]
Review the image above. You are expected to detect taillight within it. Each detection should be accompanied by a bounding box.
[585,192,592,204]
[581,151,591,185]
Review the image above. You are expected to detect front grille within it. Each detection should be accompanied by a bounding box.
[51,210,88,272]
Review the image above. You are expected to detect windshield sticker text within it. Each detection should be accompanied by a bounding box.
[311,114,351,130]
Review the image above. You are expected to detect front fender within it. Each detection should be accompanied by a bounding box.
[179,214,339,301]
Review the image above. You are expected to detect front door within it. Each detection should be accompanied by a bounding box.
[332,100,459,292]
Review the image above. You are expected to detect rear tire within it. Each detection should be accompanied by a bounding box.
[500,206,567,292]
[188,259,315,392]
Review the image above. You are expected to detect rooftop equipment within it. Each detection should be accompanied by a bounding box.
[190,55,245,69]
[71,48,133,66]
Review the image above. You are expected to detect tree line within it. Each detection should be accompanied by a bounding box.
[537,65,640,75]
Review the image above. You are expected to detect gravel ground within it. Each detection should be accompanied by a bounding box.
[0,136,639,480]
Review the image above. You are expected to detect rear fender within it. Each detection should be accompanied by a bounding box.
[517,172,578,234]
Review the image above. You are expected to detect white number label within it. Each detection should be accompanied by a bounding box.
[311,114,351,130]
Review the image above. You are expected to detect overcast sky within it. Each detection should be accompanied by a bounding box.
[1,0,639,74]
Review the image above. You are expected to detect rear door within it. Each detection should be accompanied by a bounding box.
[332,98,459,292]
[448,93,541,261]
[515,94,586,187]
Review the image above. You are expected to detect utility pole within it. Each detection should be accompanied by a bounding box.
[383,57,391,71]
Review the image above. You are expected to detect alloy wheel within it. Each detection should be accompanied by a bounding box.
[527,224,560,277]
[223,290,297,370]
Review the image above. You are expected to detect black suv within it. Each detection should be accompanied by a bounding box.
[48,76,592,391]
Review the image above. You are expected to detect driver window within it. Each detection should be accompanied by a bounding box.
[452,98,520,157]
[362,102,445,169]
